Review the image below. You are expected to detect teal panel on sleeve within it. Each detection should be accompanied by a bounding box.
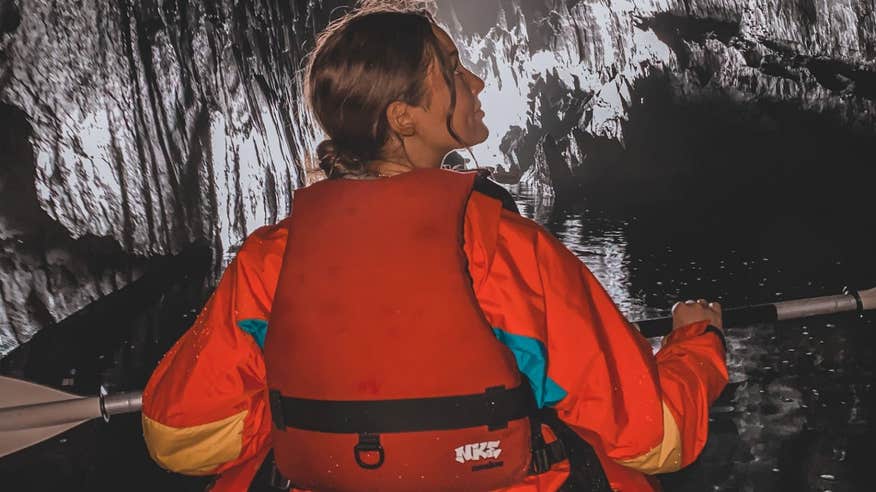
[491,327,568,408]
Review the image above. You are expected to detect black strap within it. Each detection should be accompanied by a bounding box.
[473,172,520,214]
[540,409,612,491]
[529,408,569,475]
[530,438,567,475]
[270,383,535,434]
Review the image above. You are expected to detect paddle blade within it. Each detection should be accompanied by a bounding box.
[0,376,90,458]
[0,375,82,409]
[0,421,83,458]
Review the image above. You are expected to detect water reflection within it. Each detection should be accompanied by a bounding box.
[509,184,658,321]
[509,183,875,491]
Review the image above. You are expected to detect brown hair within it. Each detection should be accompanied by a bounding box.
[305,3,461,178]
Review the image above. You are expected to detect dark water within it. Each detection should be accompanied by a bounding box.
[1,183,874,491]
[511,184,876,492]
[0,247,215,491]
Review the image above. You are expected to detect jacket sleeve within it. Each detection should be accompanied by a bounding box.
[463,195,728,477]
[141,221,288,488]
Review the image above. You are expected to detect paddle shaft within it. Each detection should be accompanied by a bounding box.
[634,287,875,338]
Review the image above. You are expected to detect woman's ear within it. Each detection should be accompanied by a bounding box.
[386,101,416,137]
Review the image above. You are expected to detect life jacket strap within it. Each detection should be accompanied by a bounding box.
[539,408,612,491]
[530,439,567,475]
[528,407,569,475]
[268,383,535,434]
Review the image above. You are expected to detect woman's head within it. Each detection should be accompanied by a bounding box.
[306,5,487,178]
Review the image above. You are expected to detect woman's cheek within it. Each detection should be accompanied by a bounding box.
[469,118,489,145]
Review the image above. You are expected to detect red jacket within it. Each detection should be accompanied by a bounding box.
[142,170,727,491]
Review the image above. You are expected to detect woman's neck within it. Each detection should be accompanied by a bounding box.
[366,160,413,177]
[366,157,445,177]
[367,142,449,177]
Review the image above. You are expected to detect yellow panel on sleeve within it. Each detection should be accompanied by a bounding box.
[616,403,683,474]
[142,410,246,476]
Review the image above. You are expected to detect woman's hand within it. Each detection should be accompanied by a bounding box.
[672,299,723,331]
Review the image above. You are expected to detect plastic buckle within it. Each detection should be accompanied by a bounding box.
[353,433,385,470]
[531,446,551,474]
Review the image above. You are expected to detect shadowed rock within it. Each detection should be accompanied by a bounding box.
[520,134,579,199]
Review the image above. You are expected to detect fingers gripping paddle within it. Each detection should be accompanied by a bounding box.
[0,376,141,458]
[0,287,873,456]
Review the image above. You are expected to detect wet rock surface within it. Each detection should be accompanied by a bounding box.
[518,133,579,198]
[436,0,876,187]
[2,0,873,354]
[0,0,351,355]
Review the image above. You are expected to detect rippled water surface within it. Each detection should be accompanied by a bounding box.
[511,184,876,491]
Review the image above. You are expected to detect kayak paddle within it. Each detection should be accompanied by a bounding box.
[0,286,872,457]
[634,286,876,338]
[0,375,141,458]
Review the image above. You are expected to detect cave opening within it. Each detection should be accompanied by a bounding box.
[577,72,876,215]
[556,69,876,277]
[558,72,876,298]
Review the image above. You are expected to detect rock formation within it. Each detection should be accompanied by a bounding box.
[519,133,580,198]
[0,0,348,355]
[2,0,874,356]
[434,0,876,192]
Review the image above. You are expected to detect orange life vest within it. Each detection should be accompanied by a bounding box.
[264,169,548,491]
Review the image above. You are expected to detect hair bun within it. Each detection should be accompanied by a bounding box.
[316,139,339,164]
[316,139,365,178]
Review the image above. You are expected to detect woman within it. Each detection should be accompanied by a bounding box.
[142,5,727,491]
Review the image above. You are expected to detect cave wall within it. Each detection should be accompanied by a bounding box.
[1,0,874,357]
[435,0,876,191]
[0,0,350,356]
